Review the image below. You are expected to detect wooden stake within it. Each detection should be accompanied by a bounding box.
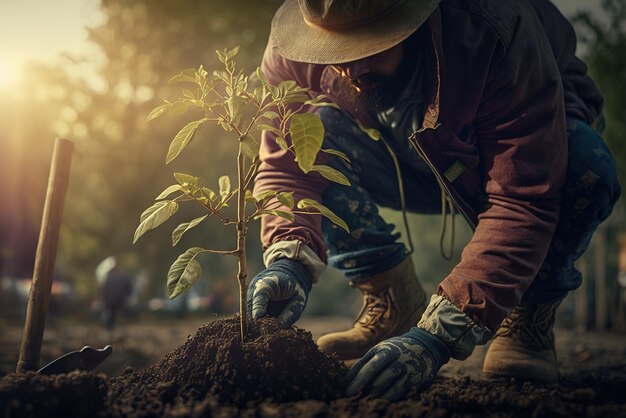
[16,138,74,373]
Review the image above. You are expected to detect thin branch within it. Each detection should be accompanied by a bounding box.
[243,161,260,191]
[181,190,231,224]
[201,248,238,256]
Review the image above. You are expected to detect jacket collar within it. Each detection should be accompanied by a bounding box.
[421,6,442,131]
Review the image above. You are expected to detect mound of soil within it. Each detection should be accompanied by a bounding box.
[121,316,348,404]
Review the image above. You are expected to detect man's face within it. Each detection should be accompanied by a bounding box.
[332,42,411,112]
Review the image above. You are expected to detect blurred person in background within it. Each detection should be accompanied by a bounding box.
[96,256,133,329]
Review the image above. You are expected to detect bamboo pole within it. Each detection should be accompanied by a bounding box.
[16,138,74,372]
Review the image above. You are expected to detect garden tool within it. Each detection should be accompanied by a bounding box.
[37,345,113,375]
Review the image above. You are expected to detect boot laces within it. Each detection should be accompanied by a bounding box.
[357,291,392,329]
[497,303,557,351]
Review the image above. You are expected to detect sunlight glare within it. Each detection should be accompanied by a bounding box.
[0,58,20,89]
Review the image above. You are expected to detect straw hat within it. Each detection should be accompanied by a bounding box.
[269,0,440,64]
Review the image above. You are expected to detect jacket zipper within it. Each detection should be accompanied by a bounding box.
[409,131,477,230]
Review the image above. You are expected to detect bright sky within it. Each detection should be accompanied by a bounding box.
[0,0,103,88]
[0,0,604,89]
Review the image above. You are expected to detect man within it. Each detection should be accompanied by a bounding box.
[98,257,133,329]
[247,0,620,400]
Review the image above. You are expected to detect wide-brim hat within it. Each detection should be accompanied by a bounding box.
[269,0,440,64]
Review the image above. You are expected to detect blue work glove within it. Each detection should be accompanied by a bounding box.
[346,327,451,401]
[246,258,312,328]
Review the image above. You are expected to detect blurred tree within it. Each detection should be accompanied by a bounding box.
[1,0,281,300]
[574,0,626,213]
[571,0,626,328]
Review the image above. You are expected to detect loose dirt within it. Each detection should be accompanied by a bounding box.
[1,316,625,417]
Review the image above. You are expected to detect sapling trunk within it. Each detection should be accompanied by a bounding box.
[236,147,248,343]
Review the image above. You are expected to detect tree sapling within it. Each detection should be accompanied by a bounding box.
[134,47,350,341]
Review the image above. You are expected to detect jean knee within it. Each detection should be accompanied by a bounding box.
[567,126,621,216]
[589,148,621,213]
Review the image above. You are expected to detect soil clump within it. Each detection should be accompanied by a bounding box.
[0,370,107,418]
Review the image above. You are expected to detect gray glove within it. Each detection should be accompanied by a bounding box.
[346,327,451,401]
[246,258,312,327]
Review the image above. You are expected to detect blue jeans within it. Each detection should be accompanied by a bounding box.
[319,108,620,303]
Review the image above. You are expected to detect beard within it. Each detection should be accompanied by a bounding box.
[337,28,422,114]
[343,49,416,114]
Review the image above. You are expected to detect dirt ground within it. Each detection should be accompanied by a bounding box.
[1,315,626,417]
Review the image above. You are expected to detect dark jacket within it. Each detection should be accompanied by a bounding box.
[255,0,603,332]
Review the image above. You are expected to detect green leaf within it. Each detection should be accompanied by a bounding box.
[245,189,255,202]
[262,111,279,120]
[172,215,208,246]
[218,175,231,200]
[200,75,220,96]
[290,113,325,173]
[253,86,266,103]
[167,247,204,299]
[297,198,349,233]
[258,124,282,136]
[253,190,277,202]
[255,67,267,85]
[310,164,351,186]
[169,100,193,117]
[147,102,171,122]
[155,184,182,200]
[168,68,197,85]
[166,119,205,164]
[218,120,233,132]
[276,192,295,209]
[275,136,289,150]
[227,95,245,121]
[182,89,197,100]
[283,92,311,105]
[202,187,216,202]
[226,46,240,60]
[322,148,351,163]
[278,80,298,94]
[174,173,198,187]
[216,49,228,64]
[213,70,230,83]
[267,84,279,99]
[197,65,208,79]
[239,134,260,160]
[133,201,179,244]
[173,173,198,191]
[254,209,295,222]
[355,119,381,141]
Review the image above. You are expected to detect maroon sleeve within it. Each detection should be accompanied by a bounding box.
[438,10,567,332]
[253,45,330,262]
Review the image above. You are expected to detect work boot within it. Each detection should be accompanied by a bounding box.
[482,301,560,383]
[317,256,427,362]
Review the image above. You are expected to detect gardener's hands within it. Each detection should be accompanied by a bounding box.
[247,258,312,328]
[346,327,450,401]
